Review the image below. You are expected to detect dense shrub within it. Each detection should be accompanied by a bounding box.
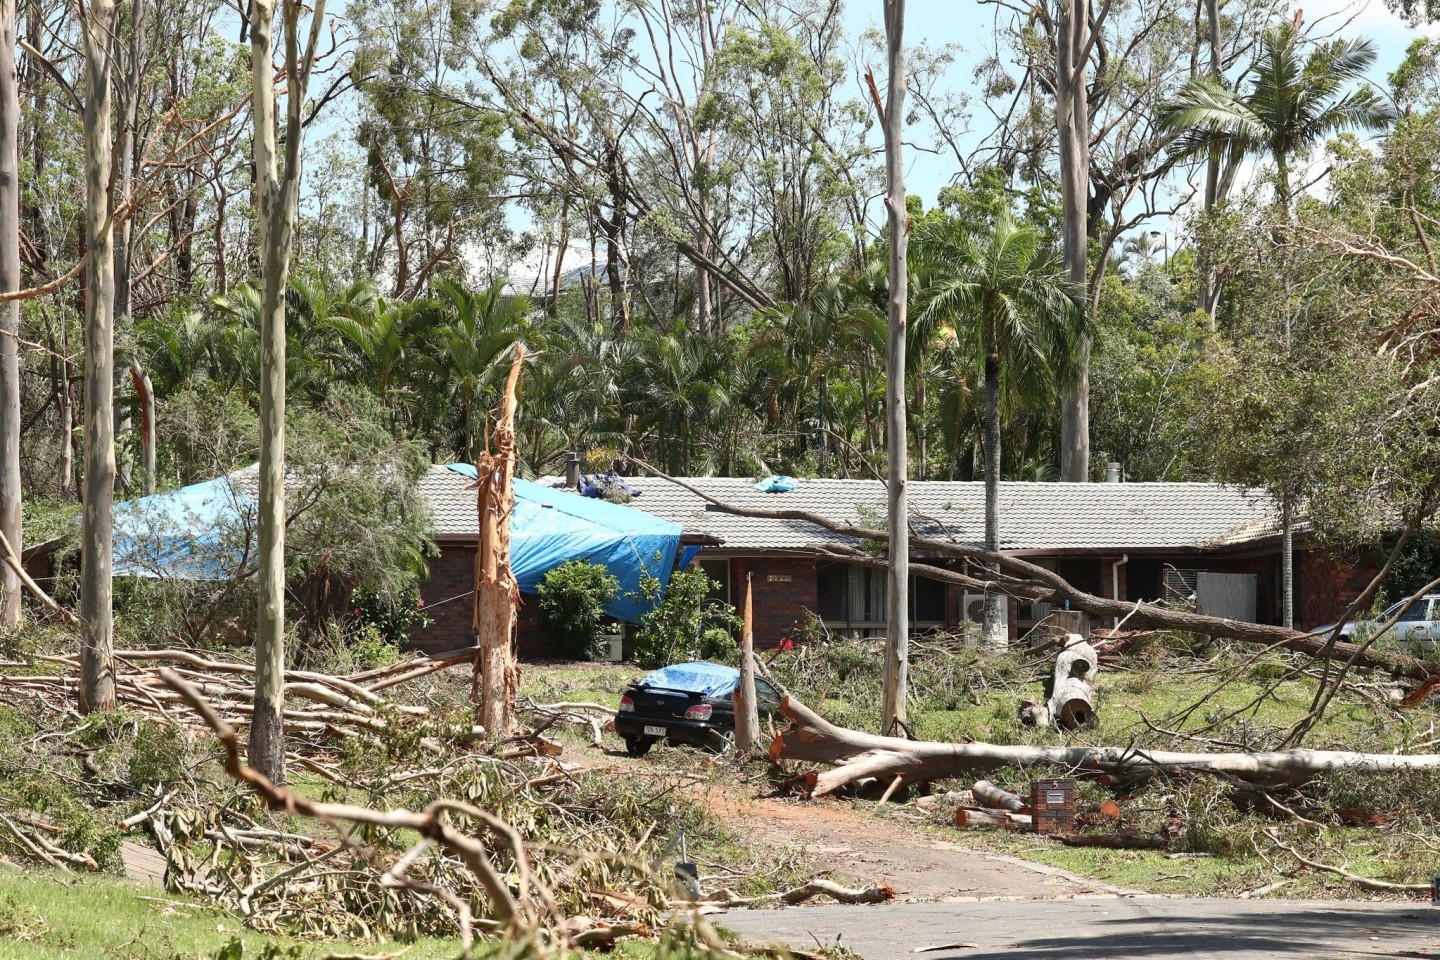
[537,560,620,659]
[632,566,741,668]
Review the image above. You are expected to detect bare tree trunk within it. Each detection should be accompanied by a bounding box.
[877,0,909,734]
[1197,0,1222,321]
[982,340,1004,647]
[733,570,761,755]
[1282,496,1294,630]
[79,0,118,713]
[112,0,145,494]
[770,695,1440,797]
[248,0,328,783]
[474,347,525,737]
[0,0,20,630]
[59,317,73,502]
[129,362,155,495]
[1057,0,1091,483]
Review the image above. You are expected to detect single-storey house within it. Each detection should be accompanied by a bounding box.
[460,475,1377,649]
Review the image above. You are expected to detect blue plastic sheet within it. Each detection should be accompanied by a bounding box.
[446,465,681,623]
[754,475,797,493]
[678,545,702,569]
[113,476,254,580]
[637,661,738,697]
[111,465,684,624]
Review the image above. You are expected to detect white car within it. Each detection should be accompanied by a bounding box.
[1312,594,1440,651]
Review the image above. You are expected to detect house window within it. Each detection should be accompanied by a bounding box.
[698,559,731,606]
[814,562,946,638]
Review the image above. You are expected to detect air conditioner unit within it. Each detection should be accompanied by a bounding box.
[962,593,1008,630]
[600,633,624,663]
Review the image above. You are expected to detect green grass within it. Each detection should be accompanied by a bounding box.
[0,867,462,960]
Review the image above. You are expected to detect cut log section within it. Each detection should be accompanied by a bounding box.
[768,693,1440,796]
[971,780,1027,813]
[1022,634,1097,730]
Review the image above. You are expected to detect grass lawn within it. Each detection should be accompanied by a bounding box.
[0,866,462,960]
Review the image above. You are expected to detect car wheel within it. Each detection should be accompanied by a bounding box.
[709,728,737,755]
[624,737,654,757]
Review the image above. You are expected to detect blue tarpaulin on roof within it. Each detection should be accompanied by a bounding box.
[637,662,738,697]
[110,464,683,624]
[444,464,681,623]
[113,476,254,581]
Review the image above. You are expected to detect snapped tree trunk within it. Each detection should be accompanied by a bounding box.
[0,0,20,630]
[129,363,155,495]
[770,694,1440,797]
[878,0,910,734]
[1282,496,1294,631]
[80,0,119,713]
[733,571,761,755]
[982,344,1004,648]
[1057,0,1091,483]
[111,0,145,495]
[474,346,525,737]
[248,0,328,783]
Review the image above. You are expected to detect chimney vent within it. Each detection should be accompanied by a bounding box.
[1106,462,1122,483]
[564,451,581,488]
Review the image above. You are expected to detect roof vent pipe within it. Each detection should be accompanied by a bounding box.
[564,451,581,488]
[1106,462,1122,484]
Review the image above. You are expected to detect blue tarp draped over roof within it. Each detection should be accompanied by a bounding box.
[444,464,682,623]
[110,464,684,624]
[637,662,738,697]
[113,476,254,580]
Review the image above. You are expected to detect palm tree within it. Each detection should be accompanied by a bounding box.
[419,278,530,462]
[1162,17,1394,214]
[1163,16,1394,630]
[914,212,1084,647]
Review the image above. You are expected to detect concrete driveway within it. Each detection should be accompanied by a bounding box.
[717,896,1440,959]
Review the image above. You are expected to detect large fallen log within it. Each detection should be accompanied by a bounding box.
[768,695,1440,796]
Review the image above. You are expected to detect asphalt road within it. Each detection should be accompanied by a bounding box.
[717,896,1440,959]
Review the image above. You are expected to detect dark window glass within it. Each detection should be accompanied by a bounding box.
[911,576,947,622]
[816,564,846,621]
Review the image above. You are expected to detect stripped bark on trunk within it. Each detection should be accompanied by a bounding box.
[473,346,526,738]
[733,571,761,755]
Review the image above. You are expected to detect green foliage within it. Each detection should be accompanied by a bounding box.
[632,567,741,668]
[350,584,431,647]
[537,560,620,660]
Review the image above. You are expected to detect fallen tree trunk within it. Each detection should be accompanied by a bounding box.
[971,780,1026,812]
[768,695,1440,796]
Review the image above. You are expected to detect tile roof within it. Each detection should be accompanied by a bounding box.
[522,476,1280,553]
[421,465,481,538]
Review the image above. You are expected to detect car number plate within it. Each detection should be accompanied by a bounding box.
[643,725,666,737]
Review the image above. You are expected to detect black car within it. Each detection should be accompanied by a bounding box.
[614,661,782,756]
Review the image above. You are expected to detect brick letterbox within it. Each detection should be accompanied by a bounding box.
[1030,778,1076,834]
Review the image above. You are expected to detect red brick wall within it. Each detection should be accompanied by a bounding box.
[730,556,819,648]
[411,544,571,658]
[1300,546,1382,631]
[411,545,474,654]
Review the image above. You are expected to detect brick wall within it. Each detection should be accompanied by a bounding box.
[411,544,568,658]
[1300,546,1382,631]
[411,544,474,654]
[730,556,819,648]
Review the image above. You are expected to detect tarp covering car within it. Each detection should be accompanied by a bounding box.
[110,463,685,624]
[636,661,739,698]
